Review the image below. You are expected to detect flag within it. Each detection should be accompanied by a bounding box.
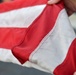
[0,0,76,75]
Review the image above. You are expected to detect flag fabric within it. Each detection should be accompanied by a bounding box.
[0,0,76,75]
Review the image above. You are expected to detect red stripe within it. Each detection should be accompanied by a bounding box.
[0,0,47,13]
[0,28,27,49]
[11,3,64,64]
[54,38,76,75]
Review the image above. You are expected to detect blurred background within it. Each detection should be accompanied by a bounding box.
[0,14,76,75]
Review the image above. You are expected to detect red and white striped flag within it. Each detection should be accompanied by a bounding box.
[0,0,76,75]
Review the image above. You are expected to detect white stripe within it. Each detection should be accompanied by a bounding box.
[0,48,50,73]
[23,61,50,73]
[0,48,20,64]
[29,9,76,73]
[0,5,46,28]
